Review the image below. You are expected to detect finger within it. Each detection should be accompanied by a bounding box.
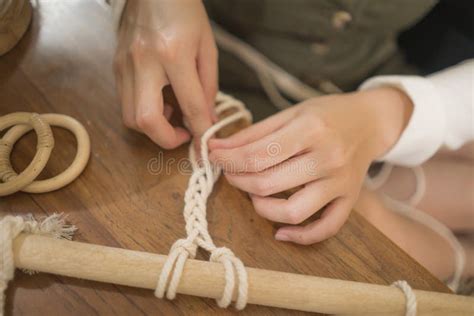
[250,178,339,223]
[208,108,294,150]
[274,197,352,245]
[115,20,137,130]
[114,48,137,130]
[163,103,174,121]
[197,32,218,121]
[166,60,214,139]
[210,120,305,173]
[121,58,137,129]
[225,153,320,196]
[134,65,190,149]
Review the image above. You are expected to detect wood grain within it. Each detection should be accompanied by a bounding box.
[0,1,450,315]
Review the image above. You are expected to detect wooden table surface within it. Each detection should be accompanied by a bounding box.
[0,1,450,315]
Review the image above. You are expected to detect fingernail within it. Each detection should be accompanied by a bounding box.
[275,232,290,241]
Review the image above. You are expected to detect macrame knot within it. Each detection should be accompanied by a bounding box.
[209,246,234,263]
[170,238,198,258]
[155,92,251,310]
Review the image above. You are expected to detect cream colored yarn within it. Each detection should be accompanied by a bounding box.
[392,280,417,316]
[155,92,252,310]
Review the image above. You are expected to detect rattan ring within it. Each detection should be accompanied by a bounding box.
[0,112,54,196]
[0,113,90,194]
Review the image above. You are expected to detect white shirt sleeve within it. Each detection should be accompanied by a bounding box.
[359,59,474,166]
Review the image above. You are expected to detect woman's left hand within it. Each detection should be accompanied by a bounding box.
[209,88,412,244]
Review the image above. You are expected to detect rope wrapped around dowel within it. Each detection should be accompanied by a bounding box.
[0,214,76,314]
[155,92,252,309]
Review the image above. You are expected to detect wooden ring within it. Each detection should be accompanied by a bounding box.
[0,112,54,196]
[0,114,90,193]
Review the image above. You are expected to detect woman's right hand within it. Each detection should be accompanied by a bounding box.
[114,0,218,149]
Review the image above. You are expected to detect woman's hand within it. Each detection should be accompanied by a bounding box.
[114,0,217,149]
[209,87,413,245]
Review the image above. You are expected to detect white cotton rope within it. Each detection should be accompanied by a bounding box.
[365,164,465,291]
[212,22,325,110]
[382,194,466,292]
[365,163,426,206]
[364,163,465,316]
[155,92,252,310]
[392,280,417,316]
[0,214,76,315]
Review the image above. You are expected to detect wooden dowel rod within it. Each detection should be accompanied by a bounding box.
[13,234,474,315]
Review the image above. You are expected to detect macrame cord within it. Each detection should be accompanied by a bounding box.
[392,280,417,316]
[155,92,252,310]
[366,163,465,292]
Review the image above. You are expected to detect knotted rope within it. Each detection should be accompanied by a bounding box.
[0,214,76,315]
[155,92,252,310]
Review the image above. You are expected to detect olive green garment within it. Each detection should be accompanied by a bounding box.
[204,0,436,120]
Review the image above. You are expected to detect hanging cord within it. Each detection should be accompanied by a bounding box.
[382,194,465,292]
[366,164,465,291]
[366,163,426,206]
[0,214,76,315]
[155,92,252,310]
[212,22,333,109]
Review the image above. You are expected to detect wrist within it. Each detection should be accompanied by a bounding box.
[357,87,414,160]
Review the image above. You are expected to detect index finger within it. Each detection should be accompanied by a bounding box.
[165,60,214,140]
[134,65,190,149]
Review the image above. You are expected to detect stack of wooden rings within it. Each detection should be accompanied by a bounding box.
[0,112,90,196]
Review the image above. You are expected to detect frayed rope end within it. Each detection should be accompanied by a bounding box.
[23,213,77,241]
[14,213,77,275]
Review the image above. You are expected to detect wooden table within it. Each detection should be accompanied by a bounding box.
[0,1,450,315]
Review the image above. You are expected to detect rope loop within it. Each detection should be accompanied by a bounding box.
[155,237,198,300]
[210,247,248,310]
[170,238,198,259]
